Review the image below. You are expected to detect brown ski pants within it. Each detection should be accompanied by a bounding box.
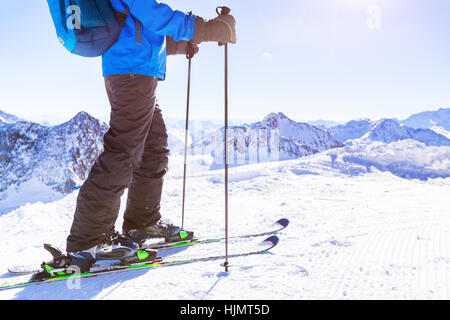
[67,74,169,252]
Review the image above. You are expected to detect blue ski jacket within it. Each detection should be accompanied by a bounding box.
[102,0,196,79]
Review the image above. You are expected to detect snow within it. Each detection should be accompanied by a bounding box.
[0,177,63,214]
[431,126,450,139]
[0,110,22,124]
[0,146,449,300]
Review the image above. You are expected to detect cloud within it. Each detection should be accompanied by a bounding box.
[261,52,273,61]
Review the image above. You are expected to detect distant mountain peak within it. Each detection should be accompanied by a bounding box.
[67,111,98,124]
[348,118,372,124]
[375,118,401,127]
[261,112,290,127]
[264,112,287,118]
[74,111,92,119]
[0,111,109,210]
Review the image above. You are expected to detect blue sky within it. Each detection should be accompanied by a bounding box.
[1,0,449,124]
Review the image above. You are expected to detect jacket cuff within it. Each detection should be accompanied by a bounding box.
[193,16,206,44]
[166,36,177,55]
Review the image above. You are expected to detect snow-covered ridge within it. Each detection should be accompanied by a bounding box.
[0,112,108,213]
[329,108,450,146]
[329,119,373,143]
[186,112,343,169]
[399,107,450,131]
[364,119,450,147]
[0,110,23,124]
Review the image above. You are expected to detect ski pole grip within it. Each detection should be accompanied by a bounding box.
[216,6,231,47]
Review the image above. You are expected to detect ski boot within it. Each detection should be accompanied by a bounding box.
[123,218,195,246]
[32,232,157,280]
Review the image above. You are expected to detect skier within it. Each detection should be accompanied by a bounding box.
[65,0,237,268]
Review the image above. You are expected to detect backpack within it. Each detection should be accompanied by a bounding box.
[46,0,141,57]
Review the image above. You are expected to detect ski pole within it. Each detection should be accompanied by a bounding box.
[181,40,196,231]
[216,5,231,273]
[224,42,230,273]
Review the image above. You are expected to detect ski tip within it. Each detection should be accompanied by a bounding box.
[276,218,290,228]
[263,235,280,246]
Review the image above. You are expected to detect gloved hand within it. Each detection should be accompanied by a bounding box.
[166,36,199,58]
[193,14,237,45]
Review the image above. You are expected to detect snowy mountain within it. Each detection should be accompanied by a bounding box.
[306,120,341,129]
[186,112,343,168]
[399,107,450,131]
[166,125,190,152]
[165,120,219,153]
[0,112,108,213]
[165,119,234,153]
[329,116,450,147]
[363,119,450,147]
[255,112,344,156]
[329,119,374,143]
[168,119,222,133]
[0,110,23,124]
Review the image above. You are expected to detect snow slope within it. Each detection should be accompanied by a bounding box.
[0,110,22,124]
[431,126,450,139]
[0,147,449,300]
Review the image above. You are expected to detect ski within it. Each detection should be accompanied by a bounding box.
[0,236,279,291]
[7,218,289,275]
[143,218,289,251]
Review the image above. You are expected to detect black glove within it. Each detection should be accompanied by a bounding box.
[166,36,199,58]
[193,14,237,45]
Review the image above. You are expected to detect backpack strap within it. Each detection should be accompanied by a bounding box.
[118,1,141,45]
[121,6,130,28]
[135,19,141,45]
